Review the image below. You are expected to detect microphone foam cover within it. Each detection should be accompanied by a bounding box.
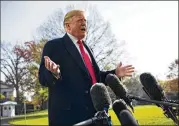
[119,110,139,126]
[105,74,127,99]
[140,72,165,101]
[90,83,111,111]
[112,99,128,113]
[112,99,138,126]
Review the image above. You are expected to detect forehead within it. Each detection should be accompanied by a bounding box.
[73,14,86,20]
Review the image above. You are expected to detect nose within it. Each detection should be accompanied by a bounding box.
[81,23,86,26]
[81,19,86,24]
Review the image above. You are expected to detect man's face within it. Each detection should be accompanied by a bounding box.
[67,13,87,40]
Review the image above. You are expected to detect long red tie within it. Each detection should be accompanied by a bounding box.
[77,40,97,84]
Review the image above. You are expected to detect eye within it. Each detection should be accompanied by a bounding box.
[77,19,86,23]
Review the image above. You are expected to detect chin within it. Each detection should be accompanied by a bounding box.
[79,34,86,39]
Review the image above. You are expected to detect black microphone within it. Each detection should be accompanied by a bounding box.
[112,99,139,126]
[74,83,112,126]
[105,74,134,112]
[139,72,165,102]
[140,72,179,125]
[90,83,112,126]
[90,83,112,111]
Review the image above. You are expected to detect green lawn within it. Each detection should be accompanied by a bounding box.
[9,105,177,125]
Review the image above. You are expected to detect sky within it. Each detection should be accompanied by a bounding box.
[1,1,178,81]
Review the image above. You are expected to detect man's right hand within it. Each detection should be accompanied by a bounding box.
[44,56,60,78]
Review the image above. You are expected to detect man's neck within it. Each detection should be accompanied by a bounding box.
[67,32,78,41]
[67,32,85,42]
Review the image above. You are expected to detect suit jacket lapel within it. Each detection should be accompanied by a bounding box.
[62,34,90,77]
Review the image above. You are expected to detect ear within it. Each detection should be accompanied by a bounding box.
[65,23,70,30]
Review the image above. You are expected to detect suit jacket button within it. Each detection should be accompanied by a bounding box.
[86,107,89,110]
[85,90,88,94]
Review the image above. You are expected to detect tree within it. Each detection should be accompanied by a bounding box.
[32,88,48,110]
[160,78,179,93]
[0,93,5,100]
[15,40,48,106]
[167,59,178,79]
[0,42,35,103]
[36,4,126,70]
[122,73,149,105]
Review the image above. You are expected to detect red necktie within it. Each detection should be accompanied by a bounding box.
[77,40,97,84]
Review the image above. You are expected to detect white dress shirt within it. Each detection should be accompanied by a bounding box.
[67,33,92,61]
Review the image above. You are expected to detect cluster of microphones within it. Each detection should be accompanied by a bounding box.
[74,73,179,126]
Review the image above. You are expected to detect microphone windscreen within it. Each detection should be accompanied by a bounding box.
[105,74,127,99]
[112,99,138,126]
[119,110,139,126]
[90,83,112,111]
[140,72,165,101]
[112,99,128,112]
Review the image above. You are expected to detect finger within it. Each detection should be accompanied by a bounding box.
[127,70,135,73]
[50,62,55,72]
[55,64,60,71]
[126,67,135,70]
[44,56,50,60]
[47,60,51,70]
[124,65,133,68]
[52,64,60,74]
[56,65,60,74]
[44,58,47,68]
[44,56,50,69]
[45,59,50,70]
[125,73,133,77]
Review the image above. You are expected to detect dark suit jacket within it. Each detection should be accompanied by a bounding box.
[38,33,116,125]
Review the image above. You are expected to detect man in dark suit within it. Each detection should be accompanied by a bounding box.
[38,10,135,125]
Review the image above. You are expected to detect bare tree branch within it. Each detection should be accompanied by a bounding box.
[0,42,35,103]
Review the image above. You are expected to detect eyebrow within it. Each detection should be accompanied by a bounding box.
[76,18,86,21]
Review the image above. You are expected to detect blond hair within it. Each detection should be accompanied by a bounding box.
[63,10,84,27]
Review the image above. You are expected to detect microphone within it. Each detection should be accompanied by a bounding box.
[140,72,179,125]
[112,99,139,126]
[105,74,134,112]
[139,72,165,102]
[90,83,112,126]
[74,83,112,126]
[90,83,112,111]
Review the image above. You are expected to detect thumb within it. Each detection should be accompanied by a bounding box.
[56,64,60,74]
[118,62,122,67]
[55,64,60,71]
[57,64,60,68]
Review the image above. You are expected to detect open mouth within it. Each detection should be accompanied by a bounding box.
[81,28,86,32]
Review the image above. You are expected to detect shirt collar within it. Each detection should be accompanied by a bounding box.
[67,32,85,44]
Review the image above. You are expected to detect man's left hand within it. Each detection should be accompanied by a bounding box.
[115,62,135,78]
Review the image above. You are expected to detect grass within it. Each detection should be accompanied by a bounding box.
[9,105,177,125]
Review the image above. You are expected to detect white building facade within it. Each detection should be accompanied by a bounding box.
[0,81,16,117]
[0,82,14,99]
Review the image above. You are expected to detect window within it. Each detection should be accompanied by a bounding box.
[3,92,7,98]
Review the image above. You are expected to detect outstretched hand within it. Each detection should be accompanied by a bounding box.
[115,62,135,78]
[44,56,60,76]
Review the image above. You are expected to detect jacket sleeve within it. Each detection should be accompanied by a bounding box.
[99,69,116,84]
[38,41,62,88]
